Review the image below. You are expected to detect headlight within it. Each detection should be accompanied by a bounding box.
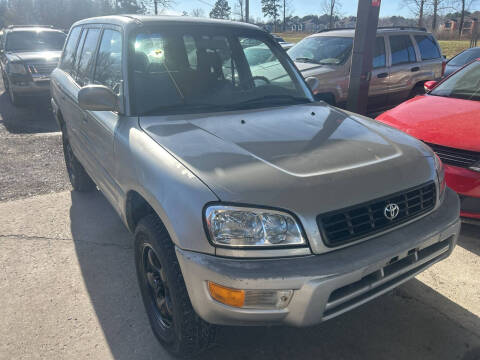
[204,205,307,248]
[469,160,480,172]
[433,153,446,198]
[7,63,27,75]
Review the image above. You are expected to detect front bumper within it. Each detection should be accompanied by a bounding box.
[444,164,480,218]
[176,188,461,327]
[9,75,51,95]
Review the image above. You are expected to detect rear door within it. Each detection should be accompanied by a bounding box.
[387,34,418,105]
[52,26,84,152]
[367,36,389,111]
[413,34,443,81]
[82,26,124,203]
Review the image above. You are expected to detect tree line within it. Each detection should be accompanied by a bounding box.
[0,0,170,29]
[403,0,478,34]
[0,0,477,35]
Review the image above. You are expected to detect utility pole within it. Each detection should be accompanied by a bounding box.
[346,0,381,115]
[154,0,158,14]
[245,0,249,22]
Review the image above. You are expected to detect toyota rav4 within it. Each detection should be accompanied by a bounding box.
[50,15,461,357]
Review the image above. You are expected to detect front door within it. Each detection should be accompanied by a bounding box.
[81,27,124,204]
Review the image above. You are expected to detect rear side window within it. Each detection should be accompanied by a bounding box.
[415,35,441,60]
[390,35,417,65]
[373,37,386,68]
[94,29,123,94]
[76,28,100,87]
[60,26,82,74]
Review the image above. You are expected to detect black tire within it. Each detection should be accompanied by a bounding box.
[134,214,215,358]
[410,84,425,98]
[62,132,96,192]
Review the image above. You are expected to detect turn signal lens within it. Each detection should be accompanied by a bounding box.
[208,282,245,308]
[208,282,294,309]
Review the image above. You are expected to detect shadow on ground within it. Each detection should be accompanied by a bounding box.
[459,223,480,256]
[70,191,480,360]
[0,90,59,134]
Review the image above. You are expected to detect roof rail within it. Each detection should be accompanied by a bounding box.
[377,26,427,32]
[317,26,427,33]
[7,25,55,29]
[317,27,355,33]
[118,14,144,25]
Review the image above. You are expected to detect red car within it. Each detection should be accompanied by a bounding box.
[377,59,480,219]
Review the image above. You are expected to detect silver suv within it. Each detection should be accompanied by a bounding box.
[51,16,460,357]
[288,27,445,112]
[0,25,66,106]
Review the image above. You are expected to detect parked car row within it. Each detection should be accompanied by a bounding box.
[287,27,446,112]
[0,16,477,357]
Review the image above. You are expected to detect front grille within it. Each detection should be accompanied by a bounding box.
[426,142,479,168]
[317,182,436,247]
[323,237,452,320]
[27,63,57,76]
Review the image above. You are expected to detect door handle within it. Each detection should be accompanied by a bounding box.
[411,67,420,72]
[377,72,388,78]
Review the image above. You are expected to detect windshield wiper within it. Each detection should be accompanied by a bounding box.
[294,57,321,64]
[232,95,312,109]
[141,103,228,116]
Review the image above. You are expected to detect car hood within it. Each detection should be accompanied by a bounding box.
[294,62,336,74]
[6,50,61,63]
[140,103,434,253]
[377,95,480,152]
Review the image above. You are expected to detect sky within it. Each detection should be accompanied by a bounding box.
[162,0,480,20]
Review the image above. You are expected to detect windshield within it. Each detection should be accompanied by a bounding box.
[431,61,480,101]
[5,30,66,52]
[132,28,312,115]
[288,36,353,65]
[448,48,480,67]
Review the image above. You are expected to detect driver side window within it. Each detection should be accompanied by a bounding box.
[240,37,294,90]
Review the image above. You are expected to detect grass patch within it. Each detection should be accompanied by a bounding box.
[275,33,471,59]
[438,40,470,59]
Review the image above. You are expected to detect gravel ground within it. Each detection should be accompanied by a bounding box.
[0,77,71,202]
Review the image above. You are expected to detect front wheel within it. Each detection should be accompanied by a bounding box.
[134,214,215,357]
[410,84,425,98]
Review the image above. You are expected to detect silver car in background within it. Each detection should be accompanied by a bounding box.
[51,16,460,358]
[0,25,66,106]
[288,27,445,112]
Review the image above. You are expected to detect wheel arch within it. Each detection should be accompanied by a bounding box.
[125,189,160,233]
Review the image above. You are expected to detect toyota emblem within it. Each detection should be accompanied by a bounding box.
[384,203,400,220]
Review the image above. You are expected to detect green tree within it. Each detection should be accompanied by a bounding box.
[261,0,280,31]
[209,0,231,19]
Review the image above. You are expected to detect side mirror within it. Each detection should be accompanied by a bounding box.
[424,80,438,92]
[78,85,118,112]
[305,76,320,93]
